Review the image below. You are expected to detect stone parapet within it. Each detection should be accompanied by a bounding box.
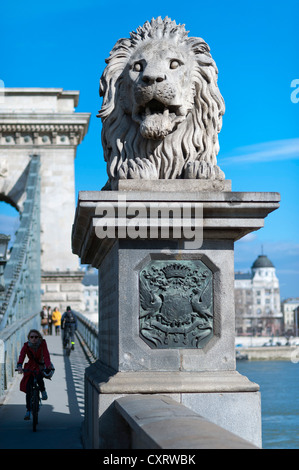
[114,395,258,449]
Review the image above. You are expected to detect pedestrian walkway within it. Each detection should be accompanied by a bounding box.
[0,333,91,449]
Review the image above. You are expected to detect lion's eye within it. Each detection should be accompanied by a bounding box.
[133,62,143,72]
[170,60,180,69]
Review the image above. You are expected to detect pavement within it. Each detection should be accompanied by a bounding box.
[0,333,91,449]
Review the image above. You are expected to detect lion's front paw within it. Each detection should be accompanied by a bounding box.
[119,158,159,180]
[184,161,225,180]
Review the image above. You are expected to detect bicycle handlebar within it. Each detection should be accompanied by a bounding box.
[15,368,54,373]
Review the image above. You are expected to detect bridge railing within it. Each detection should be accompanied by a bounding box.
[0,155,41,400]
[0,155,41,330]
[0,312,40,400]
[74,310,98,361]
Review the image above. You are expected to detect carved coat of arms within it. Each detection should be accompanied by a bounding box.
[139,260,213,349]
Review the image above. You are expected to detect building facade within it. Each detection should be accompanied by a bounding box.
[235,254,283,336]
[282,298,299,335]
[82,267,98,324]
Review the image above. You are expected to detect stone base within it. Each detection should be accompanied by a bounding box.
[41,270,85,312]
[72,189,279,449]
[116,179,232,192]
[82,360,261,449]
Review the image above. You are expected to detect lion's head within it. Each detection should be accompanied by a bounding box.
[98,17,225,189]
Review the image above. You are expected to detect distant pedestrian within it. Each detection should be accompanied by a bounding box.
[61,306,77,350]
[17,329,53,420]
[52,307,62,335]
[47,306,53,335]
[40,306,48,335]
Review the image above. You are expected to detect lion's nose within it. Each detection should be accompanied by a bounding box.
[142,73,166,85]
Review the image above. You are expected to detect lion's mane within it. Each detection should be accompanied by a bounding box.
[98,17,225,188]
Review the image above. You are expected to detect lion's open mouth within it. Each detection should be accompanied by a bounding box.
[137,99,182,121]
[132,98,185,140]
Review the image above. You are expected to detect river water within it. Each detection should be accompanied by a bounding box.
[237,360,299,449]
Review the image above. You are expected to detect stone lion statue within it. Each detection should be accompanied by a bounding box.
[98,17,225,189]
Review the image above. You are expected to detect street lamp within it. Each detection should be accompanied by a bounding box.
[0,234,10,292]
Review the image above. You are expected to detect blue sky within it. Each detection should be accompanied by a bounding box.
[0,0,298,299]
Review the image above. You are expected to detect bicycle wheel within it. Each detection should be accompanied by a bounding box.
[31,388,39,432]
[66,338,71,356]
[64,330,71,356]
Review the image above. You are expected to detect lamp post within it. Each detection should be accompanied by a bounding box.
[0,234,10,292]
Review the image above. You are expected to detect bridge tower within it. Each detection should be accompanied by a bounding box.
[0,88,90,311]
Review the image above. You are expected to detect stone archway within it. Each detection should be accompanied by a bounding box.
[0,88,90,312]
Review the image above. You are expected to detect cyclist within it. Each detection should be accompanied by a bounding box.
[61,306,77,350]
[17,329,52,420]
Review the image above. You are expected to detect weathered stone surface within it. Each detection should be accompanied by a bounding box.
[98,17,225,189]
[85,363,259,394]
[72,190,280,266]
[73,188,277,448]
[92,238,235,373]
[115,395,259,449]
[83,362,261,448]
[116,179,232,192]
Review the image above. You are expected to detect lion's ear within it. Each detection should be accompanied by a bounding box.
[188,37,210,55]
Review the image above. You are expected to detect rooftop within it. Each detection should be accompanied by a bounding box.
[251,255,274,269]
[235,272,251,280]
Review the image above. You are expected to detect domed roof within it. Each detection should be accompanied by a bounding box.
[251,255,274,269]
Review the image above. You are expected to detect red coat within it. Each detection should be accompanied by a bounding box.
[18,340,51,393]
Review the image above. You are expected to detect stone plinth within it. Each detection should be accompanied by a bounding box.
[72,188,280,448]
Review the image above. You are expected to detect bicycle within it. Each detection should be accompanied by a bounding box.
[63,324,74,356]
[16,369,41,432]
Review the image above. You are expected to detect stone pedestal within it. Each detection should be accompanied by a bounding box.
[72,185,280,448]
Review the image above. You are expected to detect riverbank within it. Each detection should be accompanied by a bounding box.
[235,336,299,347]
[235,336,299,361]
[237,345,298,361]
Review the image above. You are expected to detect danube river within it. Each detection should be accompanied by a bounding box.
[237,360,299,449]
